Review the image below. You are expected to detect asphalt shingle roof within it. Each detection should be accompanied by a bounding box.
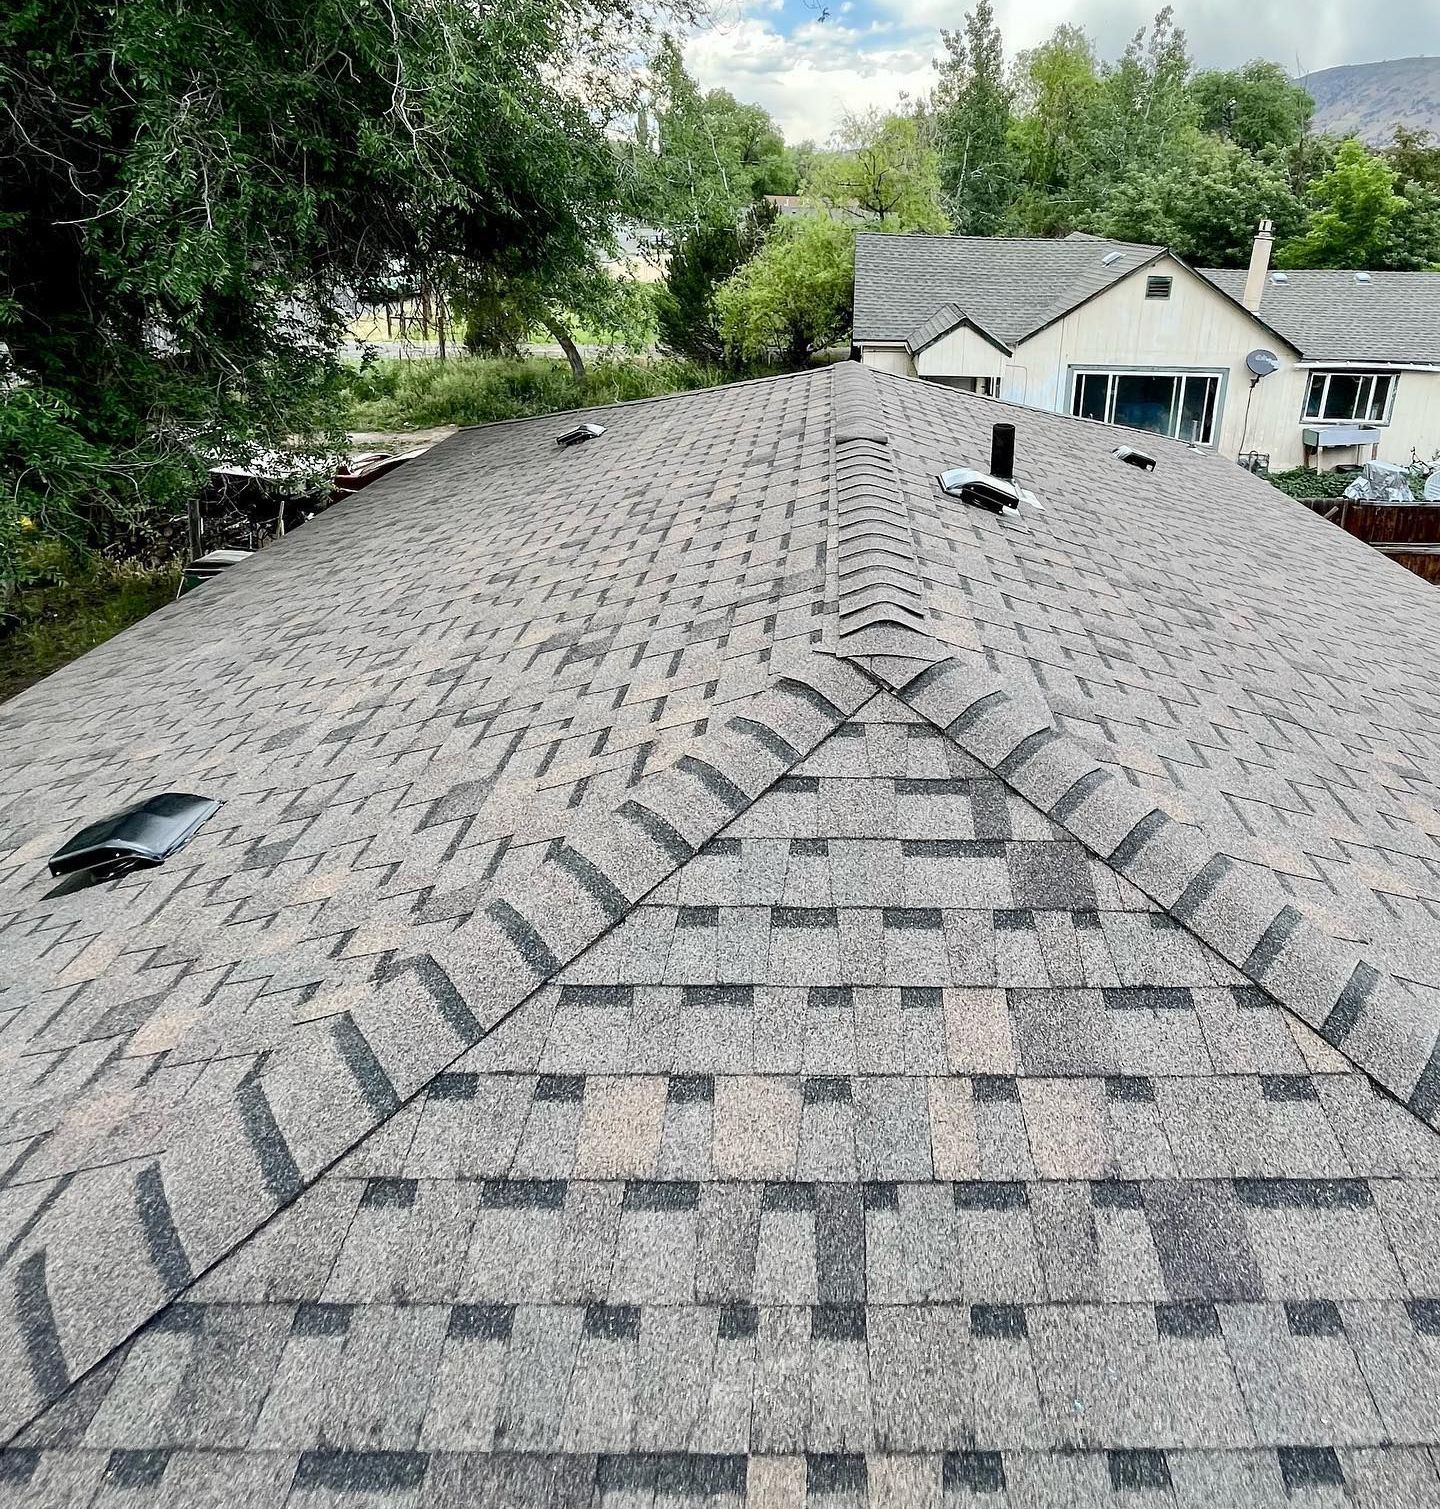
[852,233,1164,349]
[3,363,1440,1505]
[1201,267,1440,365]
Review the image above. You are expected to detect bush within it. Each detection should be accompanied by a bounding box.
[347,356,727,431]
[1264,466,1430,503]
[716,217,856,369]
[1264,466,1349,501]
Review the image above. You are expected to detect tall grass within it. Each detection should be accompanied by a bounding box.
[346,356,730,431]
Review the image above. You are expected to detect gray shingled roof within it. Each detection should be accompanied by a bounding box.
[1202,267,1440,365]
[853,232,1164,348]
[4,364,1440,1505]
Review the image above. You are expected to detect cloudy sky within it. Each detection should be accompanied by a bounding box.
[685,0,1440,143]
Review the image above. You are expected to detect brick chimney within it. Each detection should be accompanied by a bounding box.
[1242,219,1274,313]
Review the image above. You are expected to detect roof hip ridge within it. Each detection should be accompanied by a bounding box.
[895,652,1440,1130]
[828,362,950,682]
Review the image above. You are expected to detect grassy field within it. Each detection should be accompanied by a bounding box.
[345,355,727,432]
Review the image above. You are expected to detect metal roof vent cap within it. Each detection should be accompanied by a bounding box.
[1112,444,1157,471]
[938,423,1040,514]
[1271,271,1289,283]
[48,792,221,890]
[1355,271,1372,283]
[556,422,605,447]
[1101,250,1124,266]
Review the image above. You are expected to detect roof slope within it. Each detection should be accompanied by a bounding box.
[853,232,1164,348]
[4,363,1440,1503]
[1202,266,1440,365]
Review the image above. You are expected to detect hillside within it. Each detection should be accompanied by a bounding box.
[1300,56,1440,144]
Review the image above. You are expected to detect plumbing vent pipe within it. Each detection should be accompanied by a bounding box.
[990,423,1015,482]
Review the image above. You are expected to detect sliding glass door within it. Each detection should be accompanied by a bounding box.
[1070,369,1222,445]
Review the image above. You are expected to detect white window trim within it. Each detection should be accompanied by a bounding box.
[1302,370,1398,426]
[1069,368,1224,447]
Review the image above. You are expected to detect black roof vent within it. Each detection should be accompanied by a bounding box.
[1112,445,1157,471]
[556,422,605,447]
[49,793,221,885]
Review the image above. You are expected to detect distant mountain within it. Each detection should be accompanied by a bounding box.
[1299,57,1440,145]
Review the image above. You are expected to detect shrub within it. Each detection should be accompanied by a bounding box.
[1264,467,1349,501]
[716,217,856,369]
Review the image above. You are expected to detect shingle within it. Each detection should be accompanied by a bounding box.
[1203,265,1440,363]
[854,231,1165,347]
[13,341,1440,1483]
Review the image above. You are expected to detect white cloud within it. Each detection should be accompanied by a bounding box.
[685,0,1440,146]
[685,15,935,142]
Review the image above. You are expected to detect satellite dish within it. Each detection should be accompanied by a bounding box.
[1246,348,1280,378]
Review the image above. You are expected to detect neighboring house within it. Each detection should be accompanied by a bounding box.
[855,225,1440,470]
[8,365,1440,1500]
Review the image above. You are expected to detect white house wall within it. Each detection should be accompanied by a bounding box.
[1006,255,1289,457]
[1382,379,1440,469]
[858,345,916,377]
[913,326,1004,382]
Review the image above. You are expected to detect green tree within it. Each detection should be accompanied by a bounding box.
[1092,6,1195,179]
[631,37,788,244]
[807,110,948,231]
[1102,135,1305,264]
[716,218,856,368]
[1278,139,1411,267]
[653,202,775,364]
[1386,127,1440,194]
[1191,61,1314,154]
[1006,25,1102,233]
[933,0,1013,234]
[1,0,653,585]
[457,268,655,380]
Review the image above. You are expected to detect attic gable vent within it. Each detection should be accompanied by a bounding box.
[1145,275,1172,300]
[556,422,604,447]
[49,793,221,889]
[1101,250,1125,267]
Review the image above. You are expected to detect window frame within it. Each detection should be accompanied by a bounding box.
[1302,370,1397,426]
[1068,367,1225,447]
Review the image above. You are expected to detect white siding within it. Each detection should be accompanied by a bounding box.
[1003,255,1271,455]
[914,326,1004,383]
[858,345,916,377]
[1247,367,1440,472]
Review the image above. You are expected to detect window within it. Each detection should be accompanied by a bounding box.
[1303,371,1396,424]
[1070,370,1221,445]
[1145,275,1173,300]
